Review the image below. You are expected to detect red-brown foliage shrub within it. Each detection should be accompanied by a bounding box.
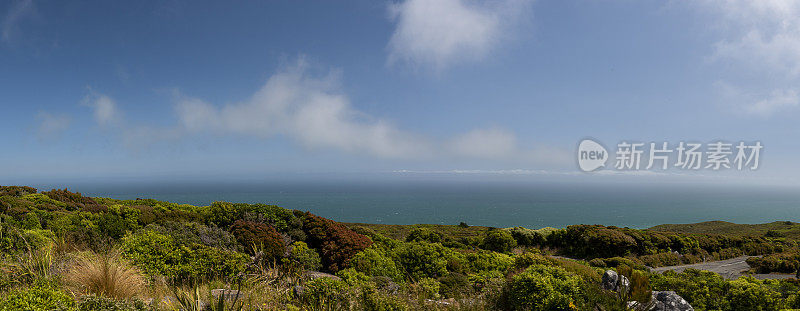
[0,186,37,196]
[301,212,372,272]
[230,220,285,258]
[42,188,106,212]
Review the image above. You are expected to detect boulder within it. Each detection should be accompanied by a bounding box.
[619,274,630,290]
[602,270,630,292]
[650,291,693,311]
[602,270,619,291]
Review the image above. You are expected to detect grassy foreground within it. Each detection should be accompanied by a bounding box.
[2,185,800,310]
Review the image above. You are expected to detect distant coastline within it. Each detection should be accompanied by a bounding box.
[52,180,800,229]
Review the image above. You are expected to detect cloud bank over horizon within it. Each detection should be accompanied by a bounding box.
[10,0,800,183]
[80,58,570,167]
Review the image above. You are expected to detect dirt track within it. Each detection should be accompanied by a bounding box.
[651,256,794,280]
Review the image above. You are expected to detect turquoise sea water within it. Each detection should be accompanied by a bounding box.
[47,180,800,229]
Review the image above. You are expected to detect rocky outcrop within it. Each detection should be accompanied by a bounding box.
[628,291,694,311]
[602,270,630,292]
[649,291,693,311]
[604,270,692,311]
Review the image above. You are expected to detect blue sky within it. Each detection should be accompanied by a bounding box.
[2,0,800,186]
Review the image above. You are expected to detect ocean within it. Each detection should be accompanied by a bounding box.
[33,180,800,229]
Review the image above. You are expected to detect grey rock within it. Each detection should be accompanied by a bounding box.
[602,270,619,291]
[650,291,693,311]
[619,274,630,290]
[602,270,630,293]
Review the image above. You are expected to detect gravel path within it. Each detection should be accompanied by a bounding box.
[651,256,794,280]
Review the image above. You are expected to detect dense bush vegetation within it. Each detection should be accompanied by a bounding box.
[747,251,800,273]
[300,212,372,272]
[120,230,249,279]
[3,185,800,310]
[650,268,800,310]
[229,220,285,258]
[502,264,586,310]
[545,224,785,267]
[481,229,517,253]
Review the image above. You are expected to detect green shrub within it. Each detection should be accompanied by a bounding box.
[405,228,442,243]
[120,230,248,279]
[75,296,152,311]
[639,252,682,267]
[21,194,67,211]
[146,221,237,251]
[392,242,450,280]
[0,283,75,311]
[747,252,800,273]
[349,247,404,282]
[502,264,585,310]
[481,230,517,253]
[588,258,606,268]
[415,278,441,299]
[22,213,41,230]
[727,277,783,311]
[599,257,645,270]
[286,241,322,271]
[505,227,545,246]
[438,272,470,298]
[467,270,504,291]
[299,277,351,308]
[96,213,135,240]
[336,268,371,287]
[205,202,300,234]
[205,202,237,229]
[512,251,552,270]
[359,288,409,311]
[466,251,513,274]
[649,269,730,310]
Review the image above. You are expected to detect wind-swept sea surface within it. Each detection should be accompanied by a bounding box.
[38,180,800,229]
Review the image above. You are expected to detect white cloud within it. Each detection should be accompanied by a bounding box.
[387,0,531,71]
[747,89,799,116]
[708,0,800,76]
[168,60,433,158]
[34,111,70,140]
[715,82,799,116]
[110,58,567,166]
[701,1,800,116]
[2,0,34,43]
[82,91,120,126]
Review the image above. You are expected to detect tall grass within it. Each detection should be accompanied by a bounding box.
[14,244,57,283]
[2,235,60,285]
[64,249,146,299]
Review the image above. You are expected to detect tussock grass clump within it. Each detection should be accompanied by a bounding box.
[65,249,146,299]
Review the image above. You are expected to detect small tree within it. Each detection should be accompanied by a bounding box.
[482,230,517,253]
